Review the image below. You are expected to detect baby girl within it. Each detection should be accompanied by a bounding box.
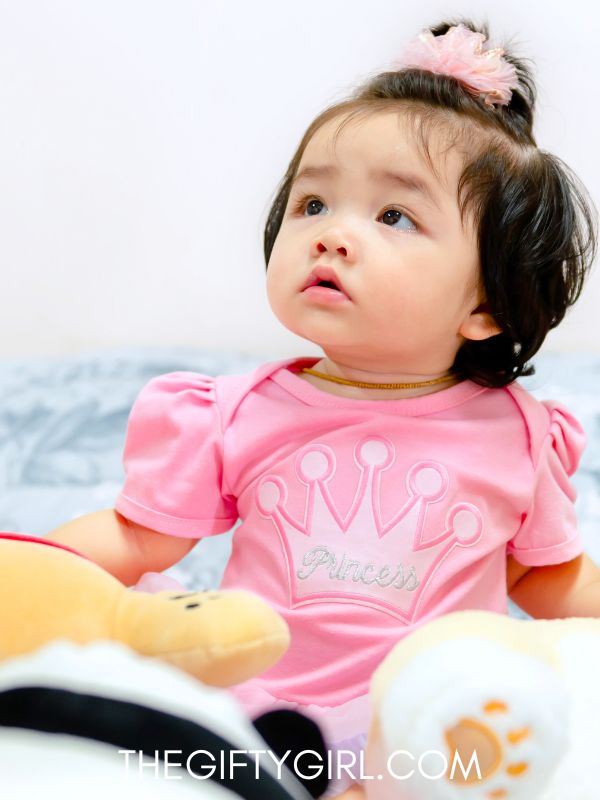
[49,16,600,799]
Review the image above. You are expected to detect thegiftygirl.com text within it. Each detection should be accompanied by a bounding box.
[119,747,482,783]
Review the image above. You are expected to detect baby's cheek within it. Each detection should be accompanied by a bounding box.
[266,266,301,333]
[266,273,288,315]
[265,263,284,306]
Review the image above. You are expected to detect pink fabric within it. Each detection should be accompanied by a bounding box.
[133,571,186,593]
[0,532,89,560]
[115,357,586,739]
[393,24,519,107]
[230,681,371,744]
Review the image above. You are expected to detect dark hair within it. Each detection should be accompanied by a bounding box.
[263,16,598,388]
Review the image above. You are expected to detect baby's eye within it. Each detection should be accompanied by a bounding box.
[380,208,417,232]
[303,198,326,216]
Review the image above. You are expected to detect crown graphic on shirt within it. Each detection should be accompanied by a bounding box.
[255,436,483,621]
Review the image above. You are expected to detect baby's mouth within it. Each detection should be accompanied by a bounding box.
[302,268,352,300]
[314,280,340,291]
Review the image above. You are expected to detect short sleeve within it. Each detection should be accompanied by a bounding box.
[507,400,586,566]
[115,372,238,538]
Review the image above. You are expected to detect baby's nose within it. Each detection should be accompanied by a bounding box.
[311,224,357,262]
[316,241,348,256]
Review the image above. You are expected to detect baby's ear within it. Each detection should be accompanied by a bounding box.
[459,302,502,341]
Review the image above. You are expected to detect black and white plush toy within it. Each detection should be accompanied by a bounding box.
[0,641,328,800]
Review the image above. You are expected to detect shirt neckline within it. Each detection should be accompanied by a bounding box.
[269,356,488,416]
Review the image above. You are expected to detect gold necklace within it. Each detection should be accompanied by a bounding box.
[300,367,457,390]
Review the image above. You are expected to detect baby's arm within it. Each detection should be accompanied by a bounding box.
[47,509,199,586]
[508,552,600,618]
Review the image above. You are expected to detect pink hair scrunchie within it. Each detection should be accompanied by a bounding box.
[393,24,520,108]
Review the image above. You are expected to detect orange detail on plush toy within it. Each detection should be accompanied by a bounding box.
[506,726,530,744]
[444,717,503,783]
[483,700,509,713]
[506,762,529,776]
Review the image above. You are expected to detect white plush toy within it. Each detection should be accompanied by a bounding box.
[364,610,600,800]
[0,640,327,800]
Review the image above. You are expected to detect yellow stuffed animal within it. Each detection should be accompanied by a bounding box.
[0,533,289,686]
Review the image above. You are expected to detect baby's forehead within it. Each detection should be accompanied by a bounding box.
[298,109,466,195]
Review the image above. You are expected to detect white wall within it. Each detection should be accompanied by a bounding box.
[0,0,598,358]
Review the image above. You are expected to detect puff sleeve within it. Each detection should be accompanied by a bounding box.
[115,372,238,537]
[506,400,586,566]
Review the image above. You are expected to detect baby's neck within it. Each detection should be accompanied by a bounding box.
[296,358,462,401]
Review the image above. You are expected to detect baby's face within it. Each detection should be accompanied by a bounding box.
[266,110,498,374]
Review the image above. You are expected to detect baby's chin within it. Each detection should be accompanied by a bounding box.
[265,302,333,345]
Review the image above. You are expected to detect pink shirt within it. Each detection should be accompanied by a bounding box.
[116,356,585,710]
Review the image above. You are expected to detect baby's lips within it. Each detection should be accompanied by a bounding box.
[302,264,352,299]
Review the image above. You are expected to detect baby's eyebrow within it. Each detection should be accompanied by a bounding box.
[292,163,442,211]
[373,168,442,211]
